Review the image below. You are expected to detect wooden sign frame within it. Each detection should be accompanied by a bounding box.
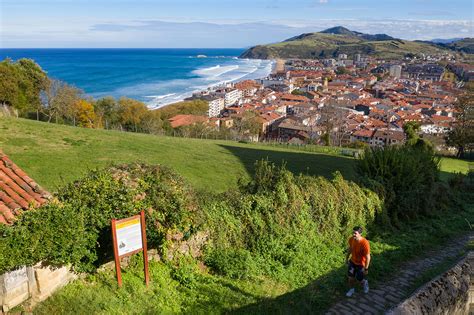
[111,211,150,287]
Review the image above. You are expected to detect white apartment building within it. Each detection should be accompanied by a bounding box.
[204,96,225,117]
[223,88,243,107]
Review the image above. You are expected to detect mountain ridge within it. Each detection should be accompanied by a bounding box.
[240,26,469,60]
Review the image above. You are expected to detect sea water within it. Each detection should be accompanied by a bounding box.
[0,48,273,108]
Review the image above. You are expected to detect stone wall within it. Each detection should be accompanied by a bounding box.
[0,264,76,312]
[389,253,473,315]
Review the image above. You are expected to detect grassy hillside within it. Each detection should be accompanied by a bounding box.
[0,117,468,192]
[0,117,356,192]
[2,117,472,314]
[442,38,474,54]
[240,29,454,60]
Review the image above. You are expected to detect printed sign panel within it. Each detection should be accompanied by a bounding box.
[115,217,143,256]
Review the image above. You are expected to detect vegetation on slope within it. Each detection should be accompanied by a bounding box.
[240,26,457,60]
[0,115,471,313]
[21,157,473,314]
[440,38,474,54]
[0,117,469,192]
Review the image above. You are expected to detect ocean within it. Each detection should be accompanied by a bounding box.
[0,48,274,108]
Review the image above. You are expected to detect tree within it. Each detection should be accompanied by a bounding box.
[0,59,22,111]
[403,121,432,151]
[17,59,49,119]
[319,102,348,146]
[72,99,96,128]
[335,66,349,75]
[41,79,83,124]
[232,111,261,141]
[140,110,164,134]
[291,89,305,96]
[118,97,148,132]
[94,96,120,129]
[403,121,421,145]
[445,92,474,158]
[0,58,48,117]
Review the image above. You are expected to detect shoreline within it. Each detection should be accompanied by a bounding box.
[150,58,276,110]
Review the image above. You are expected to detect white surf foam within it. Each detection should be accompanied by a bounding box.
[193,65,240,78]
[102,58,274,110]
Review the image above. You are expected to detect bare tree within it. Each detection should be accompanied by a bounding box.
[41,79,82,124]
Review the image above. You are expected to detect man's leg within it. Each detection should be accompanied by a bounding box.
[346,277,356,297]
[355,266,369,294]
[346,262,357,297]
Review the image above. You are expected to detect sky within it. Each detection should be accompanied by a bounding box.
[1,0,473,48]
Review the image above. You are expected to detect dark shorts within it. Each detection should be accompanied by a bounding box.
[347,261,365,281]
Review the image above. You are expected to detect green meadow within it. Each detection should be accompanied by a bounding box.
[0,117,356,192]
[0,117,469,192]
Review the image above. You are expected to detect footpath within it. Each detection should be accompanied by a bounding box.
[325,234,472,315]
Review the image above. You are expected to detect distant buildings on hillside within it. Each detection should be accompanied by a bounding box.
[173,54,466,150]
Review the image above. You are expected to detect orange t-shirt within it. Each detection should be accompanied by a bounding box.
[348,237,370,267]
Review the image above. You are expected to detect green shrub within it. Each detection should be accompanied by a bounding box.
[171,256,200,288]
[0,202,90,273]
[355,145,440,225]
[203,160,382,286]
[0,163,197,273]
[204,248,258,279]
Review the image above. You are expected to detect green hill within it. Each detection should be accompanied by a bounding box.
[240,26,457,60]
[0,117,356,192]
[0,117,467,191]
[442,38,474,54]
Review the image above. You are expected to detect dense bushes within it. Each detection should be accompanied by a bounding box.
[0,163,197,273]
[203,160,382,286]
[0,202,89,273]
[1,159,382,288]
[355,145,441,225]
[2,149,446,287]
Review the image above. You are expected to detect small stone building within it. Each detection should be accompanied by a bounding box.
[0,150,75,312]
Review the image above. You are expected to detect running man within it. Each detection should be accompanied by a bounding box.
[345,226,371,297]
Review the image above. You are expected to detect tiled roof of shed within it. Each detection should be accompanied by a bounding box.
[0,151,51,225]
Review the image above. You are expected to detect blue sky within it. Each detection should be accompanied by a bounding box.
[1,0,472,47]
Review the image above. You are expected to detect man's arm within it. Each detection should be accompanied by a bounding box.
[365,253,371,270]
[345,247,351,264]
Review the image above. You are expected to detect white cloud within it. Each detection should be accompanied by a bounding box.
[1,18,472,48]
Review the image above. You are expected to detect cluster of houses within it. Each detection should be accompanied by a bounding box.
[168,54,467,147]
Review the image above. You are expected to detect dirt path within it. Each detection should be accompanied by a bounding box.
[325,234,472,315]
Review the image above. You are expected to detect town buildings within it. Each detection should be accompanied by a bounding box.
[171,55,466,148]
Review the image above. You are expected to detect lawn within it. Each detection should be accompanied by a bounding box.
[0,117,355,192]
[0,117,469,193]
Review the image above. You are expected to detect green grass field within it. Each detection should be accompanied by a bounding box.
[0,117,470,192]
[0,117,356,192]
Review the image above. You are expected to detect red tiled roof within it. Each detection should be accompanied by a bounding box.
[0,151,51,225]
[353,129,374,138]
[430,115,454,123]
[279,93,309,102]
[168,114,208,128]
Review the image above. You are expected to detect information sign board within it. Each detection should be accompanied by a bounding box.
[111,211,150,287]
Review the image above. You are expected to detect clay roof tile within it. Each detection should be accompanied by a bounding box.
[0,151,50,225]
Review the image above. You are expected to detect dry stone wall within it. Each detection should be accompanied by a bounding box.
[0,264,76,312]
[389,251,473,315]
